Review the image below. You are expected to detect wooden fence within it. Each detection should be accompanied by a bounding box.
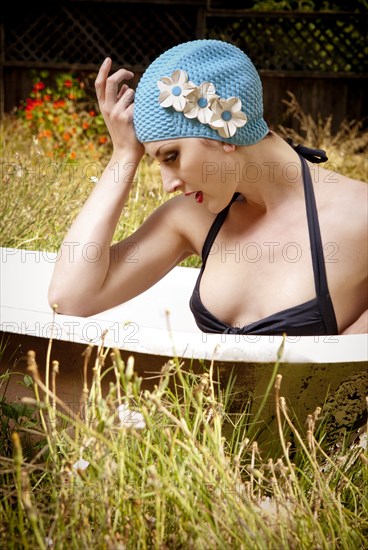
[1,1,367,133]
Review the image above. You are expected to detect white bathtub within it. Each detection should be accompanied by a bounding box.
[1,247,367,446]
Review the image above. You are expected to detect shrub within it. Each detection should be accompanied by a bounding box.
[15,71,109,161]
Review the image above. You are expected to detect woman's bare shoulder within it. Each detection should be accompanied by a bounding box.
[314,166,366,243]
[317,167,367,267]
[337,170,367,191]
[336,172,366,222]
[316,165,367,211]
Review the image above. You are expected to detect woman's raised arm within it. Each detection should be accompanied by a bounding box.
[47,59,192,316]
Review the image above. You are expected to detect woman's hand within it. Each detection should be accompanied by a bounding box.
[95,58,144,161]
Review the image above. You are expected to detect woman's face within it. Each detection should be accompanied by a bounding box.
[144,138,238,213]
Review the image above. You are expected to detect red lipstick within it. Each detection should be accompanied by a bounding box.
[195,191,203,203]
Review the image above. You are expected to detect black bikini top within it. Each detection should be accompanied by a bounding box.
[189,141,338,336]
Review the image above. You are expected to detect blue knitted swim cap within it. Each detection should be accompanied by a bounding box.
[133,39,268,146]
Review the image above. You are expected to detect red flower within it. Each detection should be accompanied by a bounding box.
[38,129,52,139]
[89,110,96,117]
[64,80,73,88]
[33,82,45,92]
[25,98,43,111]
[53,100,66,109]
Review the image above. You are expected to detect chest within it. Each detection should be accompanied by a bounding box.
[198,202,327,326]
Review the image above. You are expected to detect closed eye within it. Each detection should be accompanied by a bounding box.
[162,151,178,163]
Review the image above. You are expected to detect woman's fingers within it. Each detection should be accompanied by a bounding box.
[95,59,135,110]
[116,84,135,109]
[116,88,135,112]
[104,68,134,107]
[94,59,142,156]
[95,58,112,105]
[116,84,128,100]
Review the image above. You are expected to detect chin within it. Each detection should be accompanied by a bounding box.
[205,203,220,214]
[206,198,230,214]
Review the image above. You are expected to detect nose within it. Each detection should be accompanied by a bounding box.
[160,166,183,194]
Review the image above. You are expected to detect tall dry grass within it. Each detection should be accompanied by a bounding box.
[278,92,368,181]
[0,336,367,548]
[1,96,367,263]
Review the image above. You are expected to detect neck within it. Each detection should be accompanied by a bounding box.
[234,132,305,210]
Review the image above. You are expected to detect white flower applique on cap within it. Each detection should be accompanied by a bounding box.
[157,69,248,138]
[157,69,196,112]
[183,82,219,124]
[209,97,248,139]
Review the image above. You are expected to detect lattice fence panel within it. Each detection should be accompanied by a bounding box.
[4,5,367,73]
[4,3,199,68]
[206,12,367,72]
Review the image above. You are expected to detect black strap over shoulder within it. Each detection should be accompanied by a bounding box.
[201,192,240,262]
[285,137,328,164]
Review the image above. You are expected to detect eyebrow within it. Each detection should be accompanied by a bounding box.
[153,145,163,158]
[151,141,179,158]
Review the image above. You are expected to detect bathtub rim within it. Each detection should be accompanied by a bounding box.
[1,246,367,365]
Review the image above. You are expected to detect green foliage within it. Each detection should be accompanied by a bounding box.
[217,12,367,73]
[251,0,316,10]
[250,0,368,11]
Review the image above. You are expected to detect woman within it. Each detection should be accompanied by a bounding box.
[48,40,367,335]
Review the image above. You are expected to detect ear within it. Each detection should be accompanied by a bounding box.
[222,143,236,153]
